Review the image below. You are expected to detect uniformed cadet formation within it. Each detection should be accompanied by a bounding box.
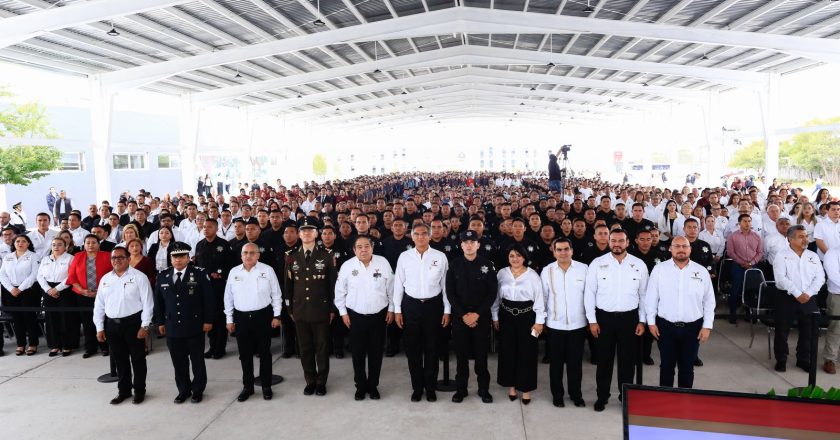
[2,171,840,412]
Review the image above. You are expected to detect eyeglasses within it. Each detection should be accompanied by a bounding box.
[110,256,127,260]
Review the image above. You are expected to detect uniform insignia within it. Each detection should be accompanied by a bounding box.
[187,272,196,295]
[406,244,413,251]
[292,262,300,271]
[216,246,223,252]
[702,246,709,253]
[480,265,489,274]
[432,260,439,267]
[351,269,359,276]
[259,246,265,253]
[444,245,452,252]
[485,244,492,251]
[161,284,170,288]
[373,269,382,279]
[588,242,594,247]
[654,258,661,264]
[233,276,241,281]
[315,260,325,270]
[599,264,608,269]
[527,245,534,253]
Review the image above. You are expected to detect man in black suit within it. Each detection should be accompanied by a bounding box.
[154,242,215,404]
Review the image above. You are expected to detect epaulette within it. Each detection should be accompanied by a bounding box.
[157,269,168,275]
[193,266,205,271]
[285,249,293,255]
[325,248,334,254]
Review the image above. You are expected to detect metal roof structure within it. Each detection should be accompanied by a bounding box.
[2,0,839,128]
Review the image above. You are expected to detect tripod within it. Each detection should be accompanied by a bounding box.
[558,153,569,195]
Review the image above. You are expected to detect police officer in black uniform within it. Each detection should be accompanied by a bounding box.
[629,229,668,366]
[684,217,714,367]
[284,216,338,396]
[381,218,413,356]
[446,230,497,403]
[154,242,215,404]
[235,218,275,266]
[194,218,235,359]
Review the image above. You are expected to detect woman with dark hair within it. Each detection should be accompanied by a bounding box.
[1,234,41,355]
[147,226,174,272]
[58,230,80,255]
[38,237,75,356]
[127,238,156,285]
[657,200,681,243]
[815,188,831,211]
[492,244,545,404]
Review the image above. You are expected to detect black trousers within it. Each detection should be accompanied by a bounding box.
[547,327,586,400]
[1,286,41,347]
[452,314,491,393]
[234,306,273,390]
[77,295,106,354]
[296,319,330,386]
[348,308,387,391]
[43,284,77,350]
[106,312,147,395]
[497,301,538,392]
[656,317,702,388]
[280,307,297,355]
[207,282,227,356]
[330,310,347,354]
[386,322,402,352]
[594,308,639,401]
[402,294,443,392]
[774,294,819,363]
[166,334,207,396]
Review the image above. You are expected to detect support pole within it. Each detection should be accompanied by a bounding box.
[89,78,115,204]
[179,96,201,195]
[758,73,781,184]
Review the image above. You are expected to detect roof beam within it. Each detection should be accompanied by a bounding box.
[99,7,840,89]
[0,0,189,48]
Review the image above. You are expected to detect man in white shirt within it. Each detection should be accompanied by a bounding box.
[218,210,236,241]
[224,243,282,402]
[645,236,715,389]
[334,235,394,401]
[584,228,648,412]
[772,225,824,373]
[541,237,588,408]
[92,247,154,405]
[300,191,317,214]
[822,247,840,374]
[815,202,840,260]
[394,223,450,403]
[67,213,89,247]
[28,213,57,259]
[764,218,791,266]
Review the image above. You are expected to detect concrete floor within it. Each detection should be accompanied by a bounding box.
[2,319,839,440]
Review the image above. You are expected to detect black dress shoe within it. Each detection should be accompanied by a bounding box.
[369,388,380,400]
[796,361,811,372]
[411,390,423,402]
[315,384,327,396]
[174,392,191,404]
[262,387,273,400]
[204,350,213,359]
[304,384,316,396]
[132,392,145,404]
[62,351,71,357]
[355,389,366,401]
[694,358,704,367]
[334,351,344,359]
[102,350,109,357]
[508,393,517,401]
[110,394,131,405]
[589,356,597,365]
[451,392,466,403]
[553,397,565,407]
[385,350,397,358]
[82,352,96,359]
[541,355,550,364]
[521,397,531,405]
[643,357,655,366]
[212,352,225,360]
[573,399,586,408]
[775,361,786,372]
[426,390,437,402]
[479,391,493,404]
[237,389,254,402]
[49,350,60,357]
[594,400,607,412]
[281,351,294,359]
[191,394,203,403]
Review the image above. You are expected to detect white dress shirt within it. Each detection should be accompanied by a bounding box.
[0,250,39,291]
[37,252,73,292]
[763,234,789,265]
[219,223,236,241]
[146,227,186,251]
[334,255,394,315]
[28,229,57,259]
[823,248,840,294]
[223,262,282,323]
[645,259,715,329]
[772,248,825,298]
[69,227,90,247]
[393,247,450,314]
[492,267,546,324]
[92,267,155,332]
[814,218,840,260]
[584,253,649,324]
[540,261,588,330]
[698,229,725,257]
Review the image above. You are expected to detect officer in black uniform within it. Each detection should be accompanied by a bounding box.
[235,218,276,266]
[194,218,235,359]
[684,217,714,367]
[284,216,338,396]
[381,218,413,356]
[629,229,668,366]
[154,242,215,404]
[429,218,459,262]
[446,230,498,404]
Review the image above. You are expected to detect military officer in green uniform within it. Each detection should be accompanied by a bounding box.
[284,216,338,396]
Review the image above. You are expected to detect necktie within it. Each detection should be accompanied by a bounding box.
[305,250,311,263]
[175,271,182,289]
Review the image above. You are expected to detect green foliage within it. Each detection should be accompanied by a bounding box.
[729,140,767,172]
[312,154,327,178]
[0,86,62,185]
[775,385,840,401]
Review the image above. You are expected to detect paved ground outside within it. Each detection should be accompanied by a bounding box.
[2,315,839,440]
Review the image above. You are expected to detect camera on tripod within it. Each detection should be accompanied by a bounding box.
[559,144,571,160]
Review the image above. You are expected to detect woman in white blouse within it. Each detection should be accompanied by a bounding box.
[38,237,75,356]
[674,201,700,238]
[0,234,41,355]
[492,244,545,404]
[698,216,725,260]
[657,200,681,243]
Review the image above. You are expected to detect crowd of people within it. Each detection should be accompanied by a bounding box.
[1,166,839,411]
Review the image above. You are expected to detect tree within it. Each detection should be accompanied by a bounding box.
[784,117,840,184]
[312,154,327,181]
[729,140,767,173]
[0,87,62,185]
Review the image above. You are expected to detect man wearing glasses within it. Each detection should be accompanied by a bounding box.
[93,246,155,405]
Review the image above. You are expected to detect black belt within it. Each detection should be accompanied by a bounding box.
[404,293,441,303]
[234,305,272,317]
[107,311,141,324]
[596,308,638,316]
[47,282,61,287]
[657,317,702,328]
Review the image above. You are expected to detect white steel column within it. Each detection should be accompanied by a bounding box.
[89,78,115,203]
[702,91,723,187]
[758,74,781,183]
[179,96,201,194]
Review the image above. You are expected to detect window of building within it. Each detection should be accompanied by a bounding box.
[113,153,146,170]
[59,152,84,171]
[157,154,181,169]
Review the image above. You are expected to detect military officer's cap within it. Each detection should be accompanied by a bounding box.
[170,241,192,256]
[299,216,320,230]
